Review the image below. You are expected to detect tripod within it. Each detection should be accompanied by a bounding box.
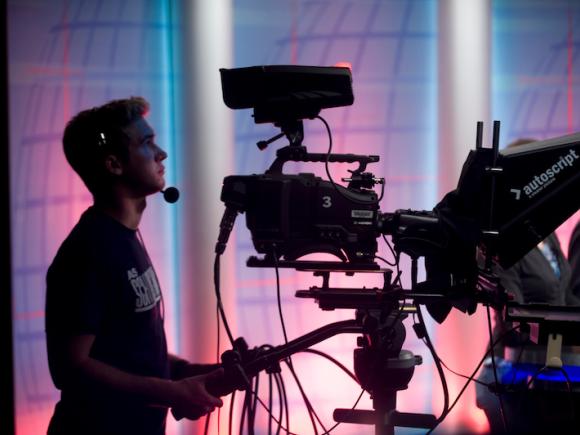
[207,262,438,434]
[333,310,436,435]
[209,306,437,434]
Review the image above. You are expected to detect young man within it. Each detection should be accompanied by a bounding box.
[45,97,223,435]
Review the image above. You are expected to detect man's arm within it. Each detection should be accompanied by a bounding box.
[168,354,221,380]
[53,334,223,420]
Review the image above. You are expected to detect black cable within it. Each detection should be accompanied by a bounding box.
[448,332,517,416]
[521,347,576,425]
[321,389,365,435]
[382,235,402,287]
[374,254,397,267]
[298,349,358,383]
[213,253,231,434]
[291,348,369,435]
[256,344,285,435]
[377,236,406,329]
[272,245,328,433]
[239,387,248,435]
[286,360,319,434]
[228,390,237,435]
[559,366,573,392]
[486,305,509,433]
[249,379,257,435]
[525,364,574,392]
[416,310,498,387]
[373,251,404,322]
[378,180,385,202]
[243,346,366,434]
[434,354,489,387]
[556,366,575,423]
[388,289,409,330]
[216,303,221,362]
[428,324,522,433]
[499,333,527,423]
[316,115,382,205]
[382,234,396,259]
[272,247,290,345]
[249,373,260,434]
[284,359,327,434]
[250,388,301,435]
[273,373,285,435]
[514,353,577,427]
[506,339,527,386]
[277,372,290,435]
[271,247,295,434]
[253,373,291,435]
[422,326,523,389]
[414,303,449,426]
[247,385,366,435]
[214,253,235,345]
[245,382,254,435]
[271,249,300,431]
[218,397,222,434]
[203,303,222,435]
[268,374,273,435]
[203,411,211,435]
[216,304,222,435]
[525,365,548,389]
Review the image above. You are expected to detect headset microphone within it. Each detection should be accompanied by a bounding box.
[162,187,180,204]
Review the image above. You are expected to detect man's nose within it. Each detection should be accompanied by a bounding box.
[155,145,168,161]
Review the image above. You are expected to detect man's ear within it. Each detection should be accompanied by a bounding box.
[104,154,123,176]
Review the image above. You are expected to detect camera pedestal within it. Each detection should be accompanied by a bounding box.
[333,314,436,435]
[244,259,439,433]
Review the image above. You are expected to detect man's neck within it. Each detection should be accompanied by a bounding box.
[94,194,147,230]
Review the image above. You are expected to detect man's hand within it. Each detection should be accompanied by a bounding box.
[169,354,221,380]
[170,368,224,420]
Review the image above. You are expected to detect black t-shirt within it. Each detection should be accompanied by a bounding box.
[45,206,170,435]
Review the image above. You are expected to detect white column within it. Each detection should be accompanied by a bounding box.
[438,0,491,195]
[172,2,235,433]
[436,1,491,432]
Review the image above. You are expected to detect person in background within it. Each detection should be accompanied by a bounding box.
[45,97,223,435]
[476,138,574,434]
[567,220,580,302]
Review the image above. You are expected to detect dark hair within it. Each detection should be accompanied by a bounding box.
[62,96,150,194]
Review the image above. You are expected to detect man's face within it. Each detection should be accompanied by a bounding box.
[119,117,167,198]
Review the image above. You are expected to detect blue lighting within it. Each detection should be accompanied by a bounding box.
[499,361,580,385]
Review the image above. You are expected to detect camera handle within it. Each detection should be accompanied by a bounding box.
[267,143,380,175]
[171,321,361,421]
[185,304,436,433]
[257,117,380,175]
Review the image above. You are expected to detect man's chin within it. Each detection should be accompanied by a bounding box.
[141,185,164,198]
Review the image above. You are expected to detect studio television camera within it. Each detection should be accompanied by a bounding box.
[209,65,580,434]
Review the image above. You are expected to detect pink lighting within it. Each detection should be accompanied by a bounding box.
[568,5,574,134]
[334,61,352,71]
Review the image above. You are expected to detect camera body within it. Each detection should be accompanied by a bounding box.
[221,172,380,263]
[218,65,580,321]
